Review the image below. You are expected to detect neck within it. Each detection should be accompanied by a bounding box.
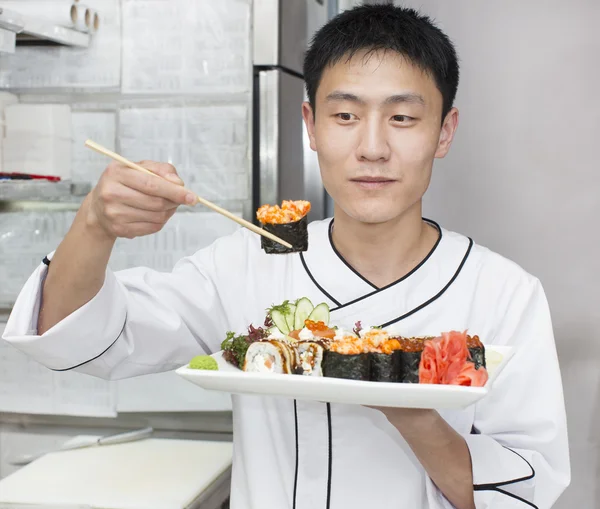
[331,203,439,288]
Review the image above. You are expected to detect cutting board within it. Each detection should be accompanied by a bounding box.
[0,437,233,509]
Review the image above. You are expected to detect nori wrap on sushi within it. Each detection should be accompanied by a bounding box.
[395,337,427,383]
[467,335,486,369]
[260,216,308,254]
[369,352,401,382]
[322,351,370,381]
[257,200,311,254]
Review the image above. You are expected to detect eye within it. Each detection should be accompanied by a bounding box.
[392,115,413,123]
[335,113,356,122]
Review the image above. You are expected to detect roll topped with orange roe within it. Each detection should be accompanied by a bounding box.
[256,200,311,254]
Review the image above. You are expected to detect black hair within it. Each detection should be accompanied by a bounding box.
[303,4,459,120]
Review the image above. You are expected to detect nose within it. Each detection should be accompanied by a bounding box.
[356,117,391,162]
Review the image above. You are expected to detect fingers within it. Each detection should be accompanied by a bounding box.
[103,204,176,226]
[101,183,179,213]
[91,160,194,241]
[105,162,196,206]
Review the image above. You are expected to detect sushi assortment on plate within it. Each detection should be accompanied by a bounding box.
[257,200,311,254]
[211,297,490,388]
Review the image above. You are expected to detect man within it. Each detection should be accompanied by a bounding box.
[2,5,569,509]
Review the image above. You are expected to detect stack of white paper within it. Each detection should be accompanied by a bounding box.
[3,104,72,179]
[0,91,18,173]
[0,92,18,132]
[0,27,16,54]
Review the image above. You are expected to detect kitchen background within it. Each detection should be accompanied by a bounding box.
[0,0,597,507]
[0,0,378,506]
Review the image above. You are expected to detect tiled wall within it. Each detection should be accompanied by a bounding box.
[0,0,252,309]
[0,0,252,422]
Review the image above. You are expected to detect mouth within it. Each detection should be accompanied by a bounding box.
[350,176,396,190]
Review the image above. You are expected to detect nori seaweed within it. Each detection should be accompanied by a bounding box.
[370,352,401,382]
[260,215,308,254]
[395,350,422,383]
[322,351,369,381]
[293,365,305,375]
[468,346,486,370]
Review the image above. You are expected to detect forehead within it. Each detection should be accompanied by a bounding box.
[316,50,442,109]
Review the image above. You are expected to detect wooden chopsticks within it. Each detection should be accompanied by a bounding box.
[84,140,293,249]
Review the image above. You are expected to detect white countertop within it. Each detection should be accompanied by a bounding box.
[0,436,232,509]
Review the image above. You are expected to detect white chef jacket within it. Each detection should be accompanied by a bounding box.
[2,218,570,508]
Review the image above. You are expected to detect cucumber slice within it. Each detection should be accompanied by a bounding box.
[270,309,290,334]
[286,303,297,331]
[307,302,330,326]
[293,297,314,330]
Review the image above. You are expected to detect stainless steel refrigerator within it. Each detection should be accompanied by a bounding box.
[251,0,329,222]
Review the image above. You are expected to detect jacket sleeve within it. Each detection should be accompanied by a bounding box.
[1,228,248,381]
[427,278,570,508]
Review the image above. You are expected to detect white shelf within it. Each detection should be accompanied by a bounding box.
[0,180,91,202]
[18,15,90,48]
[0,6,23,33]
[0,7,89,48]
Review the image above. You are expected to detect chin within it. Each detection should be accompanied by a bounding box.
[336,198,406,225]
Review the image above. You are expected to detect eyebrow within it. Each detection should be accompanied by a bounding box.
[325,91,425,106]
[384,93,425,106]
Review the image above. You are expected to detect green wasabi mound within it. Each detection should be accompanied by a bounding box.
[189,355,218,370]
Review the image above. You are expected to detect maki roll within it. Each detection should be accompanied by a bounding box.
[257,200,311,254]
[370,351,402,382]
[394,337,427,383]
[243,340,298,374]
[362,331,402,382]
[323,352,369,380]
[467,334,486,369]
[296,341,325,376]
[323,337,369,381]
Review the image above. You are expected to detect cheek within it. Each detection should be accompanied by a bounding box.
[393,130,438,181]
[314,121,354,176]
[317,113,366,150]
[398,128,438,162]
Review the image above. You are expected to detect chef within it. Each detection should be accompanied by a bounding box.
[2,4,569,509]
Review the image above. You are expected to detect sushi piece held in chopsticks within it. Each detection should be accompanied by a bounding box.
[257,200,311,254]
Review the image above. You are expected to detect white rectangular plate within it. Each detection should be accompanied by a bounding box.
[175,345,514,409]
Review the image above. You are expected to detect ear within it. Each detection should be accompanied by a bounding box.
[434,107,459,159]
[302,101,317,151]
